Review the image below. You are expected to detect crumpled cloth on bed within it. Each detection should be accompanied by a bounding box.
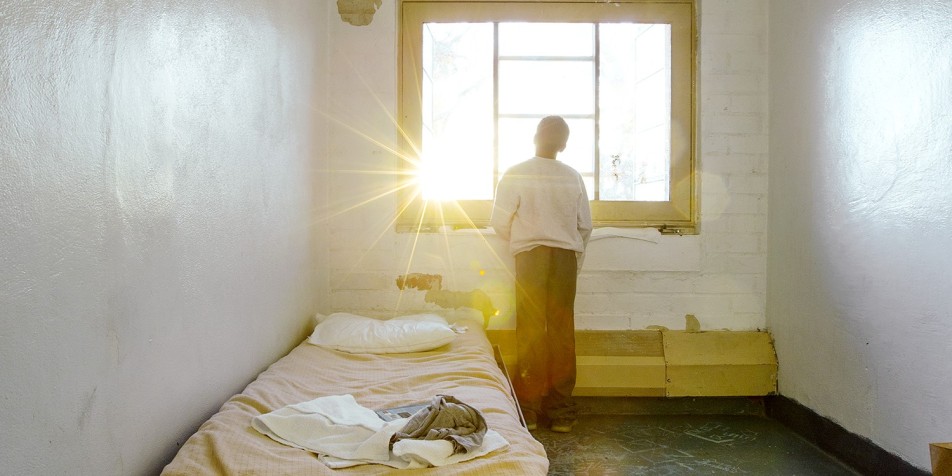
[251,394,508,469]
[391,394,487,454]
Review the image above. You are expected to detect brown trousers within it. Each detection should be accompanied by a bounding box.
[513,245,578,420]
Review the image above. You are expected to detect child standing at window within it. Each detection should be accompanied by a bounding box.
[490,115,593,433]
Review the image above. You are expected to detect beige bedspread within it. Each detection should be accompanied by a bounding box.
[162,322,548,475]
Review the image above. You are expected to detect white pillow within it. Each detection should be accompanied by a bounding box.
[308,313,458,354]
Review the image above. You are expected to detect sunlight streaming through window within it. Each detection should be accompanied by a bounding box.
[419,21,671,203]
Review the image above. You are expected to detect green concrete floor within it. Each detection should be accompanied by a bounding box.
[533,414,859,475]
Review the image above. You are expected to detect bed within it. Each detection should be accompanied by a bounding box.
[161,313,548,475]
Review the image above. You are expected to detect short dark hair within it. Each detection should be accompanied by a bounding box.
[535,116,570,150]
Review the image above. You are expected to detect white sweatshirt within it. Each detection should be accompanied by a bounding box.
[490,157,593,257]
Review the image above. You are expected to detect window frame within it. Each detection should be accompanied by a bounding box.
[397,0,698,234]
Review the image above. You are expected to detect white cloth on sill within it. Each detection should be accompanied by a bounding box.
[589,226,662,243]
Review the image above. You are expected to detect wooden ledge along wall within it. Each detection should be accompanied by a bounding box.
[486,329,778,397]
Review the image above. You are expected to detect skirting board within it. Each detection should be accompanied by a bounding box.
[765,395,929,476]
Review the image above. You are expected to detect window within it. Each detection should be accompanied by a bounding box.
[398,0,697,233]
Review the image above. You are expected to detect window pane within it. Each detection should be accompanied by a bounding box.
[599,23,671,202]
[497,118,595,175]
[499,60,595,115]
[560,117,595,176]
[497,117,538,174]
[421,23,494,200]
[498,23,594,57]
[563,118,596,200]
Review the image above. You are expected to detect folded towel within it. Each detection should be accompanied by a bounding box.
[392,430,509,469]
[252,394,398,464]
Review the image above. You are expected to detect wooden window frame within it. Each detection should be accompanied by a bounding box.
[397,0,698,234]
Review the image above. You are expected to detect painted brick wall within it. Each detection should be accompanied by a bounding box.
[325,0,768,332]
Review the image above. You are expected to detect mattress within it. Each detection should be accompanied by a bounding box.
[161,321,548,475]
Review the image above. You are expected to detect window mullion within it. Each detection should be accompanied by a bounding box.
[492,22,500,189]
[593,23,601,201]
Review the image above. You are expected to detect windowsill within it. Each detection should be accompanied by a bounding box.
[396,225,696,236]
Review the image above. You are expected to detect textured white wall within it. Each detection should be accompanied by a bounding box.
[326,1,769,332]
[0,1,329,474]
[767,0,952,470]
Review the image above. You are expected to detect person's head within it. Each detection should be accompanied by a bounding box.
[534,116,570,159]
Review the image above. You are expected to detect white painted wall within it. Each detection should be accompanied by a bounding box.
[0,2,330,474]
[13,0,945,472]
[326,1,770,333]
[767,0,952,471]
